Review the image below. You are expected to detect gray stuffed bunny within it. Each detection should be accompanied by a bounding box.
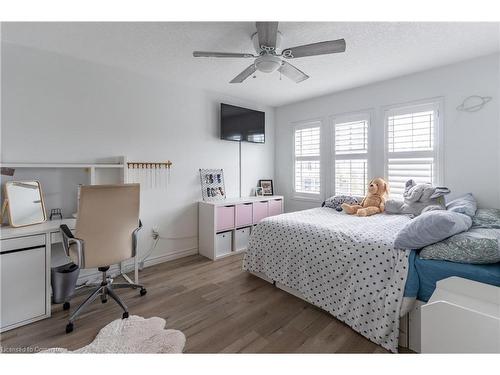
[385,179,450,217]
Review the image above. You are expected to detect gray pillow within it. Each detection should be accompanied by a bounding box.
[323,195,361,212]
[394,210,472,250]
[419,228,500,264]
[446,193,477,217]
[472,208,500,229]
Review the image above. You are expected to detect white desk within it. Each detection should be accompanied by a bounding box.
[0,219,76,332]
[0,218,141,332]
[0,219,76,241]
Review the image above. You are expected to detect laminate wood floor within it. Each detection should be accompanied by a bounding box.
[0,254,389,353]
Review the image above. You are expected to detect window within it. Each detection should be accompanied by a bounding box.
[333,116,369,196]
[294,124,321,196]
[385,102,441,197]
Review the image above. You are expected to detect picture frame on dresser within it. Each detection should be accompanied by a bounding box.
[258,179,273,196]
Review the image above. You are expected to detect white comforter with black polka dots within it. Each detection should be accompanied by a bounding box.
[242,207,411,352]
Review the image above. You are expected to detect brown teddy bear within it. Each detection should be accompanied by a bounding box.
[341,177,389,217]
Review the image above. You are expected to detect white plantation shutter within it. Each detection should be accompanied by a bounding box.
[387,158,434,196]
[335,120,368,155]
[294,124,321,195]
[335,159,367,195]
[386,103,441,198]
[333,116,369,195]
[388,110,434,152]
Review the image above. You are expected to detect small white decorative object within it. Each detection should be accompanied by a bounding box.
[456,95,492,112]
[199,168,226,201]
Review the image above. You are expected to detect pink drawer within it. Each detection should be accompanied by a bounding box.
[236,203,253,227]
[252,201,269,224]
[216,206,235,232]
[268,199,283,217]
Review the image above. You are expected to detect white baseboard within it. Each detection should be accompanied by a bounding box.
[74,247,198,286]
[140,247,198,268]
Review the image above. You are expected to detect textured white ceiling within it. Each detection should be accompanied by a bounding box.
[2,22,499,106]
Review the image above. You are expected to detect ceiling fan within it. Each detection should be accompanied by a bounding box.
[193,22,346,84]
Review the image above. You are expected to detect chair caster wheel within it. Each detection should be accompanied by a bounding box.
[122,312,129,319]
[140,288,147,296]
[63,302,70,310]
[101,298,108,304]
[66,323,74,334]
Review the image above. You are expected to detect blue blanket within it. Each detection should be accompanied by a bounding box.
[404,250,500,301]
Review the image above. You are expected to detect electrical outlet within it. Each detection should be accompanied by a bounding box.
[151,226,160,240]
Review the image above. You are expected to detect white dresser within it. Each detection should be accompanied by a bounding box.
[0,219,76,332]
[198,196,284,260]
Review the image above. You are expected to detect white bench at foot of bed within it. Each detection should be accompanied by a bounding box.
[421,276,500,353]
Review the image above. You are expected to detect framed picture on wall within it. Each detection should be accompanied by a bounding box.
[258,179,273,196]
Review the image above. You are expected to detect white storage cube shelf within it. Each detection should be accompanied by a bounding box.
[235,227,251,252]
[199,196,283,260]
[215,231,232,257]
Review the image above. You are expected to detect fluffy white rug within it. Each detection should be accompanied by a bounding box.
[42,315,185,353]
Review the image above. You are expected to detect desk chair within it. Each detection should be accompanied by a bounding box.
[60,184,146,333]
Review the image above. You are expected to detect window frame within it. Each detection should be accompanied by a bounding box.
[330,111,372,196]
[383,98,444,196]
[292,119,322,201]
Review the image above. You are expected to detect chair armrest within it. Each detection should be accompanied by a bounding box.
[131,220,143,258]
[60,224,74,239]
[60,224,85,268]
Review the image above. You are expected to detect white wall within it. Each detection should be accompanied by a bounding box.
[1,43,275,263]
[275,53,500,212]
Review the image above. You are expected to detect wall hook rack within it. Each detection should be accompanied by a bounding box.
[126,161,173,169]
[126,160,173,189]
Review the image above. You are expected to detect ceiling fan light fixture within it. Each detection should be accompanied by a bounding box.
[193,22,346,84]
[254,55,282,73]
[251,31,283,53]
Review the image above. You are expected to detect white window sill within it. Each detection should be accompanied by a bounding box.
[290,195,323,203]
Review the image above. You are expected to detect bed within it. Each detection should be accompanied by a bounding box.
[243,206,500,353]
[242,207,412,353]
[404,250,500,302]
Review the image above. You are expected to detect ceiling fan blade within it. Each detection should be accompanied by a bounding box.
[282,39,346,58]
[193,51,255,58]
[278,61,309,83]
[230,64,257,83]
[255,22,279,49]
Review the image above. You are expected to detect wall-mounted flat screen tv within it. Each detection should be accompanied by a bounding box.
[220,103,265,143]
